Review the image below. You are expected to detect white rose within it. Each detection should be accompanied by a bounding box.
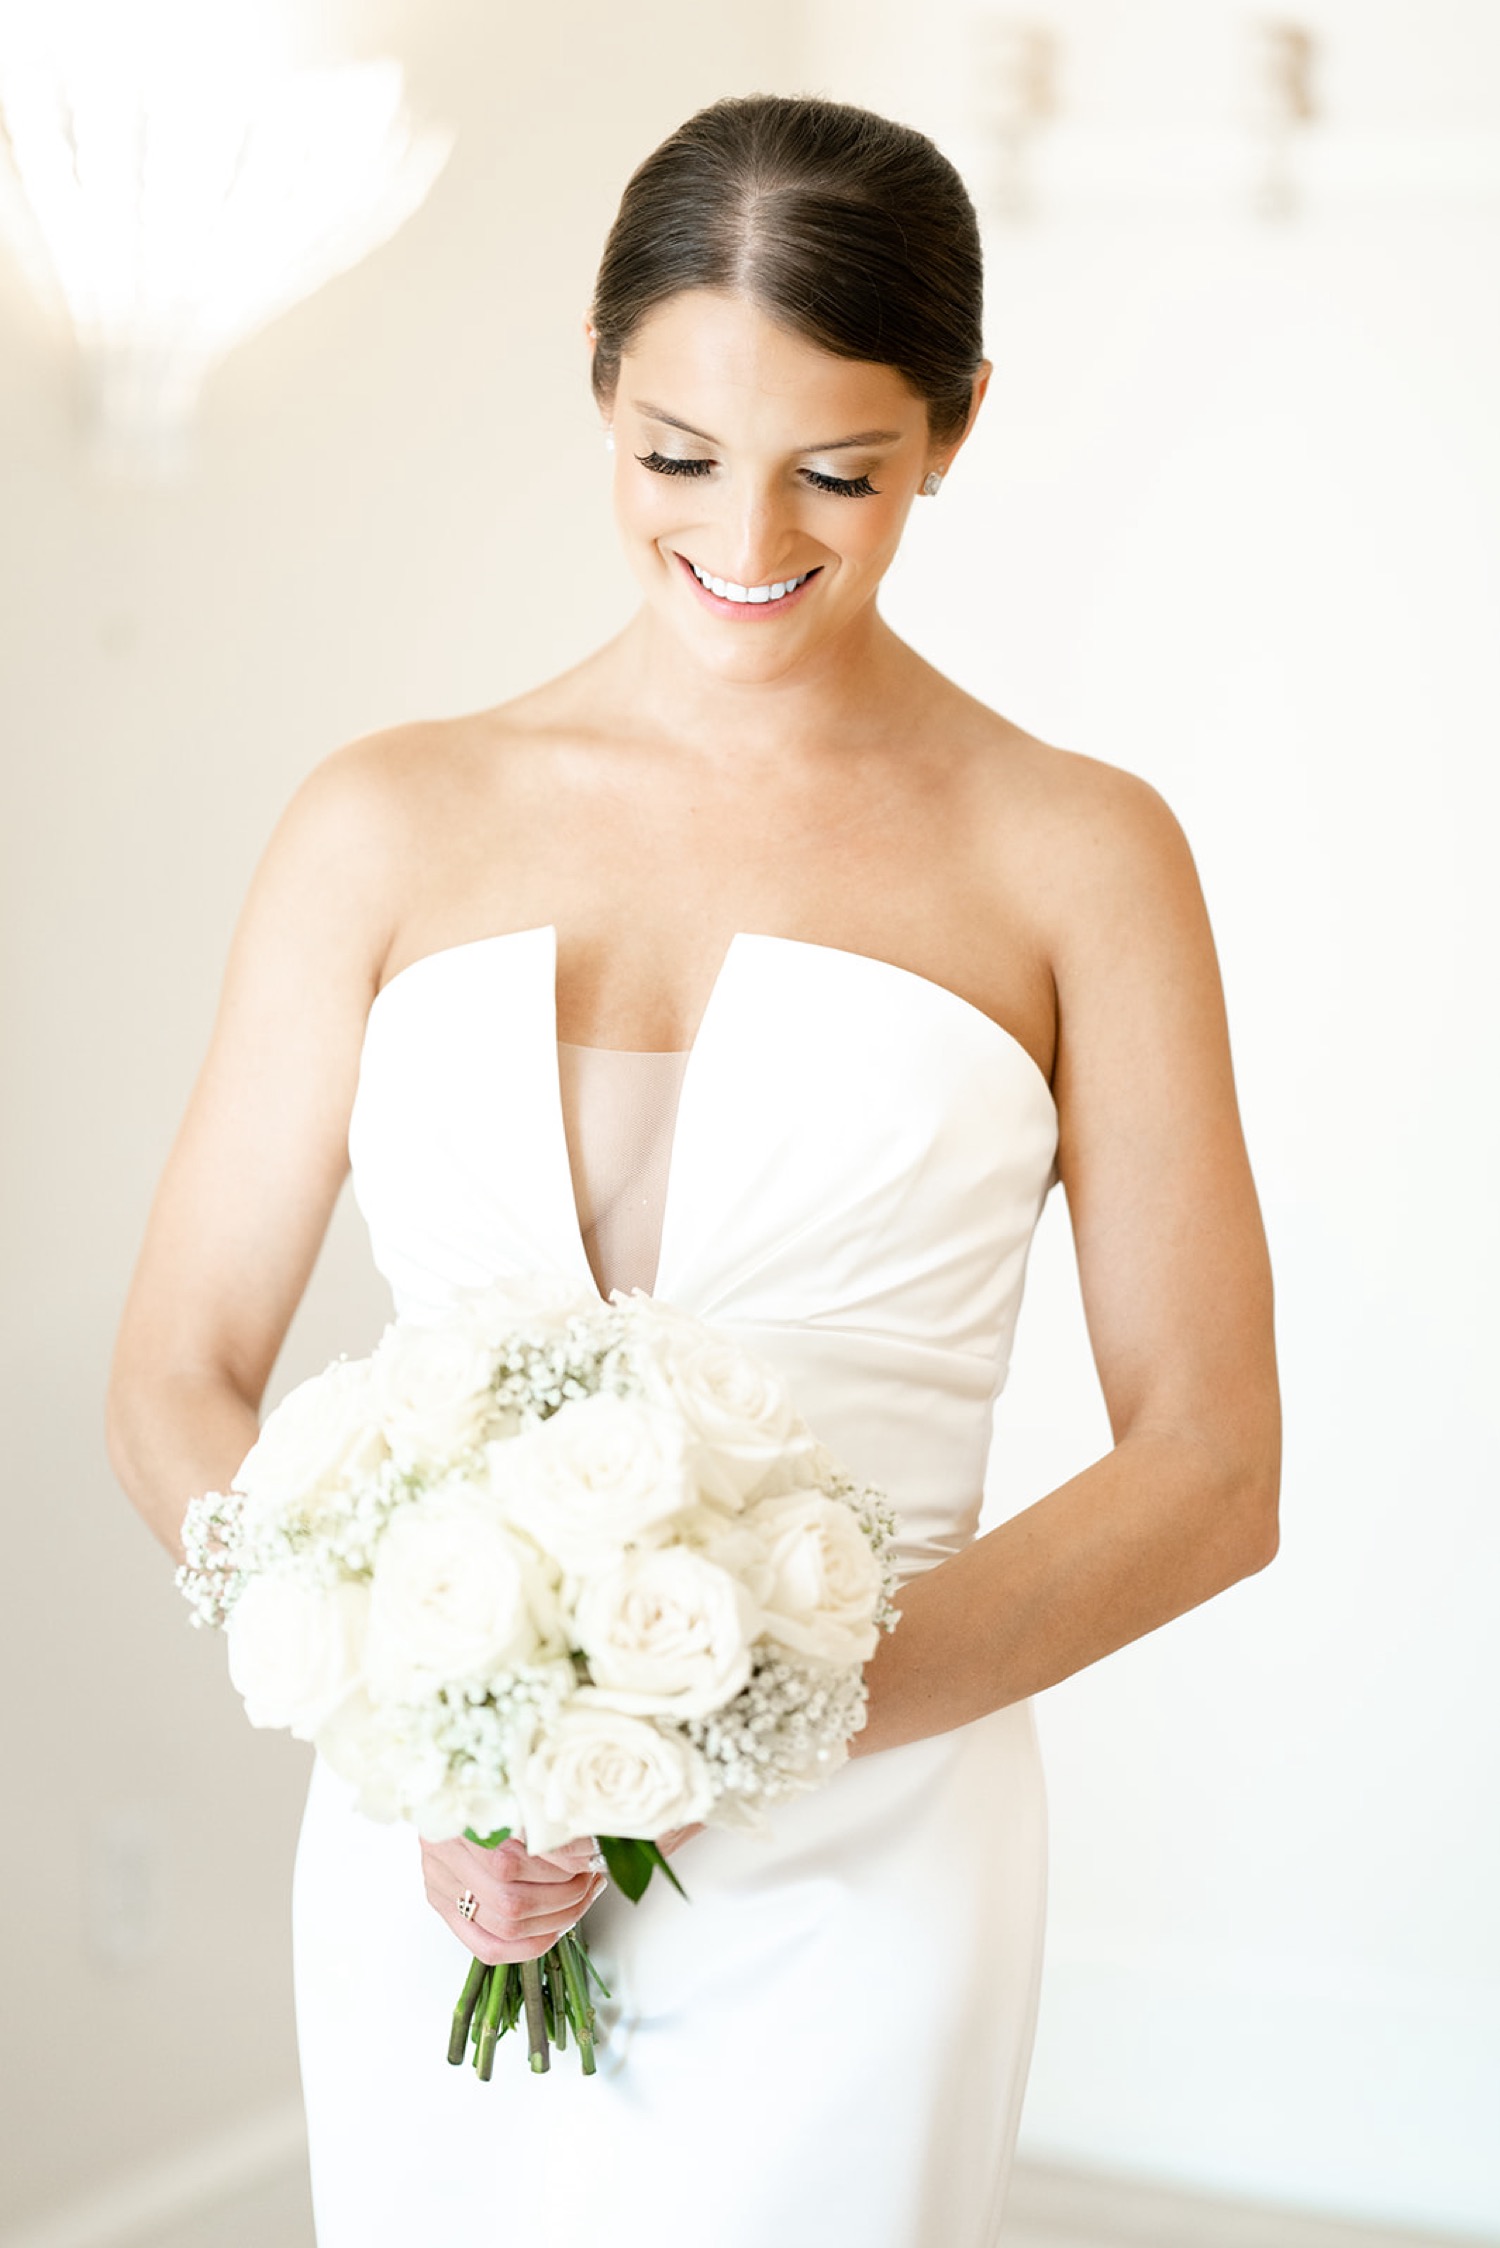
[363,1492,556,1701]
[633,1321,809,1508]
[676,1509,776,1606]
[232,1358,387,1524]
[572,1548,758,1718]
[492,1393,695,1573]
[373,1319,498,1469]
[519,1706,714,1851]
[408,1772,524,1846]
[227,1573,369,1737]
[313,1689,450,1823]
[746,1491,883,1666]
[460,1275,598,1348]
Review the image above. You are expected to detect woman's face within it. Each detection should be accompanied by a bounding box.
[600,288,978,685]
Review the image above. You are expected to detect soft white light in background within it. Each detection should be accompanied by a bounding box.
[0,0,452,479]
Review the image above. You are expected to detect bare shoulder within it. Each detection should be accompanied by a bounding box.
[957,705,1240,1143]
[254,712,510,973]
[276,715,460,858]
[948,692,1204,959]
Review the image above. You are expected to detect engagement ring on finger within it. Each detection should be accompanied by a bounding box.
[456,1888,479,1922]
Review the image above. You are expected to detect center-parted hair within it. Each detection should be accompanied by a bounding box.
[589,95,985,444]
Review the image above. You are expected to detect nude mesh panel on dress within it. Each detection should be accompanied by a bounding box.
[556,1041,691,1301]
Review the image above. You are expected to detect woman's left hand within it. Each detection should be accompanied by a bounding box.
[655,1823,706,1856]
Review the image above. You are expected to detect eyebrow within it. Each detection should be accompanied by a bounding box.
[631,401,904,452]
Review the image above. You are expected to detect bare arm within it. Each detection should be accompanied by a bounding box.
[851,767,1280,1753]
[106,739,409,1561]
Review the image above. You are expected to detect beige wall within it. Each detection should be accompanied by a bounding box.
[803,0,1500,2237]
[0,1,798,2230]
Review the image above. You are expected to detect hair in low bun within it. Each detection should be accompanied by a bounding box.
[589,94,985,444]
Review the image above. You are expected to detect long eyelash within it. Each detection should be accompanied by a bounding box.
[636,450,878,499]
[636,450,713,477]
[804,470,879,498]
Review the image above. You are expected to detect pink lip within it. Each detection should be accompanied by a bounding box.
[674,550,821,620]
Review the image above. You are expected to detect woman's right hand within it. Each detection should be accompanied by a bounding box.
[420,1831,607,1963]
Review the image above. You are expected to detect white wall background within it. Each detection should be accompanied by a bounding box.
[0,0,797,2234]
[1,0,1496,2241]
[799,0,1499,2236]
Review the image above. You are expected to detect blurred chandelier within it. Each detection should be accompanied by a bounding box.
[0,57,453,476]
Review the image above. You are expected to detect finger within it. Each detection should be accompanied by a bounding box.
[474,1867,601,1927]
[657,1822,706,1856]
[431,1872,609,1965]
[427,1834,586,1893]
[526,1835,603,1875]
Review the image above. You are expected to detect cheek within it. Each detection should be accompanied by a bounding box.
[831,498,908,571]
[615,470,702,544]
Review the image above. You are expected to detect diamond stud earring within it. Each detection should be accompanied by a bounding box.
[603,428,615,453]
[921,470,944,497]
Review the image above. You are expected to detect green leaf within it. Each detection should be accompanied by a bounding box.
[597,1833,691,1904]
[463,1826,512,1849]
[597,1834,653,1901]
[639,1838,690,1900]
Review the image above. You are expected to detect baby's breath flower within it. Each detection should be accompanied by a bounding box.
[179,1287,903,1836]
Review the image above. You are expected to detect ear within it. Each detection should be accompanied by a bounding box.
[925,360,992,483]
[950,359,992,460]
[583,313,599,362]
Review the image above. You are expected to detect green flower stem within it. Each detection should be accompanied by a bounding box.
[520,1955,550,2071]
[449,1956,490,2066]
[474,1959,511,2081]
[546,1949,567,2050]
[443,1866,623,2078]
[557,1934,598,2075]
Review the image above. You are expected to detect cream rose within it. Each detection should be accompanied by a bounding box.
[408,1770,524,1846]
[634,1322,809,1508]
[746,1490,883,1666]
[519,1706,714,1851]
[313,1689,449,1822]
[232,1358,387,1524]
[492,1393,694,1573]
[572,1548,758,1717]
[363,1493,555,1701]
[226,1573,369,1737]
[460,1274,597,1348]
[373,1320,498,1469]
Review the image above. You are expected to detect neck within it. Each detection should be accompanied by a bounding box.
[590,597,929,773]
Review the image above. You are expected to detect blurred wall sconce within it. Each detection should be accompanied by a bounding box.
[972,15,1062,222]
[0,56,453,480]
[1248,18,1319,221]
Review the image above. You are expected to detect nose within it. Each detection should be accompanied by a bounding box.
[716,473,802,586]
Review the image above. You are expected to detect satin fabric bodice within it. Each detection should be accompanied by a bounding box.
[348,924,1059,1578]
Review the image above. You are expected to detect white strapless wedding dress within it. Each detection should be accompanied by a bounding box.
[292,924,1060,2247]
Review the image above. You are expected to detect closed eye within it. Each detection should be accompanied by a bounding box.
[803,468,878,498]
[635,450,880,499]
[635,450,712,477]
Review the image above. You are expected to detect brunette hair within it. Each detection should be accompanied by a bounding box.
[589,94,985,444]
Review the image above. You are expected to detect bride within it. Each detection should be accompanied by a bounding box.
[107,92,1279,2247]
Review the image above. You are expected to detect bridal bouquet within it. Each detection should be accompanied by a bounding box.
[177,1280,901,2078]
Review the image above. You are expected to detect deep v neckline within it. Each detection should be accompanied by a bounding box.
[553,1039,693,1303]
[357,922,1058,1312]
[542,927,739,1305]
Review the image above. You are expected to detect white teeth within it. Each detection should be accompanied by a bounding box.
[688,559,809,602]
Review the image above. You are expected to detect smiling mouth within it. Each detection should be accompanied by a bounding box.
[677,553,820,606]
